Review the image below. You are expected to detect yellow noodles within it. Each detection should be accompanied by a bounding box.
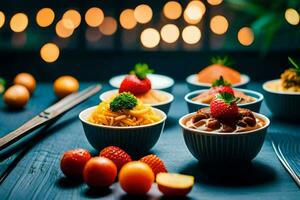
[88,99,161,126]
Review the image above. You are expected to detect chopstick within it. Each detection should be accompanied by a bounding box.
[271,140,300,188]
[0,84,101,152]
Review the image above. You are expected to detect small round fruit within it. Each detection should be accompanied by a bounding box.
[156,173,194,196]
[99,146,132,171]
[14,73,36,94]
[3,85,30,109]
[53,76,79,98]
[119,161,154,195]
[83,157,117,188]
[60,148,91,179]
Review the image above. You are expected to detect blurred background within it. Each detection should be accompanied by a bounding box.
[0,0,299,82]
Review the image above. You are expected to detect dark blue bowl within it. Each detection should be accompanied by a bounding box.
[184,88,264,113]
[186,74,250,91]
[263,79,300,119]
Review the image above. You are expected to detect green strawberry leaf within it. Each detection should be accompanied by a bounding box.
[212,76,232,87]
[130,63,154,80]
[211,56,234,67]
[216,92,240,105]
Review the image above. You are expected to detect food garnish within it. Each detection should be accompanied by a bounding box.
[99,146,132,171]
[119,63,153,95]
[119,161,154,195]
[60,148,92,179]
[156,173,194,196]
[210,92,240,119]
[140,154,168,177]
[83,157,117,188]
[109,92,137,112]
[280,57,300,90]
[210,76,234,95]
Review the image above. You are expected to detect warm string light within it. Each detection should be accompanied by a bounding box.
[120,9,137,30]
[210,15,228,35]
[55,19,74,38]
[160,24,180,43]
[0,11,5,28]
[184,0,206,24]
[163,1,182,20]
[85,7,104,27]
[63,10,81,29]
[134,4,153,24]
[36,8,55,28]
[182,25,201,44]
[99,17,117,36]
[207,0,223,6]
[140,28,160,48]
[285,8,300,25]
[10,13,28,32]
[238,27,254,46]
[40,43,60,63]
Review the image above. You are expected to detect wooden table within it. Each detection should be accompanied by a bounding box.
[0,83,300,200]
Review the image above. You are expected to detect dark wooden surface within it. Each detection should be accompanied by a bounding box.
[0,82,300,200]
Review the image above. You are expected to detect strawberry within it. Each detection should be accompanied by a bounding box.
[140,154,168,176]
[99,146,132,171]
[210,92,240,119]
[119,63,153,95]
[209,76,234,95]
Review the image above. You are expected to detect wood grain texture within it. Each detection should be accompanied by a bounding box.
[0,83,300,200]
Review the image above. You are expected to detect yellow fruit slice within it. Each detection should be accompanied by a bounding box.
[156,173,194,196]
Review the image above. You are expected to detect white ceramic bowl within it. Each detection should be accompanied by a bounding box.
[79,106,167,155]
[109,74,175,92]
[184,88,264,113]
[99,89,174,114]
[263,79,300,119]
[186,74,250,91]
[179,112,270,164]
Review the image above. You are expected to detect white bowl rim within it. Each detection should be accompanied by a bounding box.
[184,88,264,107]
[262,79,300,95]
[179,111,270,136]
[79,106,167,129]
[109,74,175,89]
[99,89,174,106]
[186,74,250,87]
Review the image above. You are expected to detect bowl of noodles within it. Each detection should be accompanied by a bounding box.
[79,93,167,155]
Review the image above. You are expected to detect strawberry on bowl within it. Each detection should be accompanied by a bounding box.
[102,63,174,114]
[185,76,264,113]
[179,93,270,164]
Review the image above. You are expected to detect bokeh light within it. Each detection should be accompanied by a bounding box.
[238,27,254,46]
[134,4,153,24]
[160,24,180,43]
[184,0,206,24]
[140,28,160,48]
[63,9,81,29]
[163,1,182,20]
[120,9,137,30]
[10,13,28,32]
[207,0,223,6]
[85,27,102,42]
[40,43,60,63]
[182,26,201,44]
[36,8,55,27]
[210,15,228,35]
[99,17,117,36]
[55,19,74,38]
[0,11,5,28]
[85,7,104,27]
[285,8,300,25]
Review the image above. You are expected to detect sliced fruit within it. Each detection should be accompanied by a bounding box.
[140,154,167,176]
[156,173,194,196]
[99,146,132,171]
[119,161,154,195]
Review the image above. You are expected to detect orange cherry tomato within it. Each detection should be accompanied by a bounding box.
[14,72,36,94]
[119,161,154,195]
[83,157,117,188]
[60,148,91,179]
[53,76,79,98]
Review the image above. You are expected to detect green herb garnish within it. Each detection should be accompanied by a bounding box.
[288,57,300,76]
[212,76,232,87]
[217,92,241,105]
[110,92,138,112]
[130,63,154,80]
[211,56,234,67]
[0,78,6,94]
